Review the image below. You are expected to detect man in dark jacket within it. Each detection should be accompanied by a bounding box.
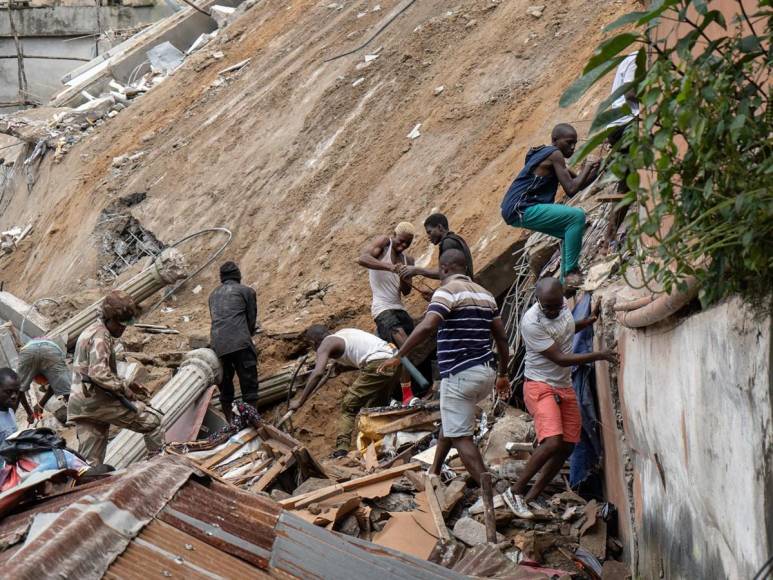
[208,261,258,423]
[398,213,474,282]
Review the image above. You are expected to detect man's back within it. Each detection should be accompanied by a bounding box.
[209,280,257,356]
[428,275,498,377]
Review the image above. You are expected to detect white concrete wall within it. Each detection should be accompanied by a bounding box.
[619,299,772,579]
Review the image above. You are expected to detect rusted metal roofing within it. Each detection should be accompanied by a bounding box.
[0,454,463,579]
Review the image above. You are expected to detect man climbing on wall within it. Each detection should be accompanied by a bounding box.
[209,261,259,424]
[378,250,510,485]
[290,325,401,458]
[16,334,70,425]
[500,124,600,288]
[398,213,474,281]
[505,278,616,518]
[67,290,163,466]
[357,222,427,400]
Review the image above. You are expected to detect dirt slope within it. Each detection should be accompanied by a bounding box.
[0,0,637,338]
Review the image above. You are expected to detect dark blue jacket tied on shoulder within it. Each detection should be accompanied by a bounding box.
[500,145,560,224]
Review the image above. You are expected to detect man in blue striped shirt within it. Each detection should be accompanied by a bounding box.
[379,250,510,484]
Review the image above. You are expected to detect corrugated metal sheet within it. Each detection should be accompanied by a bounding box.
[106,519,270,580]
[0,454,462,579]
[270,512,464,580]
[1,456,197,580]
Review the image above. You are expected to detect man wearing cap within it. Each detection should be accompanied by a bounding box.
[67,290,163,465]
[208,261,259,423]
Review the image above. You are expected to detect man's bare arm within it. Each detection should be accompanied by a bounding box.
[291,337,344,409]
[549,151,598,197]
[400,255,415,295]
[357,236,394,272]
[540,343,617,367]
[396,313,442,358]
[491,318,511,375]
[574,316,598,332]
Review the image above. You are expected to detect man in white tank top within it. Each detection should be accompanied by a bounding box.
[358,222,424,399]
[357,222,416,346]
[290,325,400,458]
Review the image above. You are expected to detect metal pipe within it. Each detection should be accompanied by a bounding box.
[616,278,699,328]
[104,348,222,468]
[49,247,187,348]
[613,294,657,312]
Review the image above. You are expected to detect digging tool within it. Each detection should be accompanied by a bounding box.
[276,364,334,428]
[400,356,430,390]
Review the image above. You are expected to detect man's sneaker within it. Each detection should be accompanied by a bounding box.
[503,487,534,519]
[528,498,549,512]
[330,449,348,459]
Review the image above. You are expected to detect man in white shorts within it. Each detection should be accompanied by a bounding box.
[291,325,401,458]
[379,250,511,484]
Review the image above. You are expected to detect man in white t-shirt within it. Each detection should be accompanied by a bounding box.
[504,278,616,519]
[290,325,400,458]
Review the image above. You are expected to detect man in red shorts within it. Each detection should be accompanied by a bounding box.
[505,278,617,518]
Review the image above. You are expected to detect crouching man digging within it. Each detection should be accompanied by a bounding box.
[505,278,617,518]
[379,250,511,485]
[290,325,401,459]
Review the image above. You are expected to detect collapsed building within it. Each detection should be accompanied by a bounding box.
[0,0,769,579]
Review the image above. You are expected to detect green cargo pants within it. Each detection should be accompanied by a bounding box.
[335,359,399,451]
[510,204,585,279]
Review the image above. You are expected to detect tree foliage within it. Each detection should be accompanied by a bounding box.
[562,0,772,309]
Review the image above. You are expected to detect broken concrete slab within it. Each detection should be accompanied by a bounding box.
[0,292,51,339]
[147,41,185,75]
[292,477,335,497]
[484,406,534,465]
[210,5,236,26]
[0,324,19,369]
[452,516,504,546]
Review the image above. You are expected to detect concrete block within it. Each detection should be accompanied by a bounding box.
[147,41,184,75]
[0,325,19,370]
[210,5,235,27]
[0,292,51,339]
[452,517,504,546]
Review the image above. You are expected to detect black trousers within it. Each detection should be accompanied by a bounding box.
[219,348,259,407]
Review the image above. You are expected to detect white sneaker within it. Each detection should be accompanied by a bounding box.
[504,488,534,519]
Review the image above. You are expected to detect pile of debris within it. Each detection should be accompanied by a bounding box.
[166,392,629,578]
[0,224,31,257]
[0,2,252,168]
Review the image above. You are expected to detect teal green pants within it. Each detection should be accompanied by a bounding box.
[510,204,585,278]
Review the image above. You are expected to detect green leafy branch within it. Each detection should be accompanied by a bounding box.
[561,0,772,310]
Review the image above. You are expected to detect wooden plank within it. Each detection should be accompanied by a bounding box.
[229,458,273,485]
[251,452,295,492]
[281,462,422,509]
[480,473,497,544]
[595,193,625,203]
[201,430,260,470]
[424,474,452,542]
[374,410,441,435]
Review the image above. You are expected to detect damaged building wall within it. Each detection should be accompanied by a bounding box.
[0,2,180,111]
[610,299,772,579]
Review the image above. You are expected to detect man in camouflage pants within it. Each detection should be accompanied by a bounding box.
[67,290,163,465]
